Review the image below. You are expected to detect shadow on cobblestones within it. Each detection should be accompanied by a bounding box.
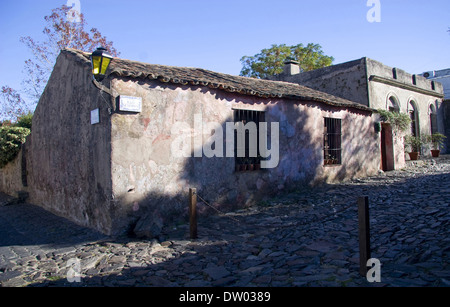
[0,200,106,248]
[1,158,449,287]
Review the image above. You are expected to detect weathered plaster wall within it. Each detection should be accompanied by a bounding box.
[367,59,445,159]
[0,147,25,196]
[369,81,440,134]
[109,78,380,235]
[271,58,369,106]
[25,51,114,234]
[368,59,444,94]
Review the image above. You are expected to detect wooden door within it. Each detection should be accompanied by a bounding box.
[381,123,394,171]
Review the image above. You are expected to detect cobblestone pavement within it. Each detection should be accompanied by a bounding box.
[1,157,449,287]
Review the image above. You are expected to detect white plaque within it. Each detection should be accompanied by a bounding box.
[119,96,142,113]
[91,108,100,125]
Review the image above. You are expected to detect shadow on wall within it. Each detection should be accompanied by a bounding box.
[334,111,379,181]
[113,86,365,239]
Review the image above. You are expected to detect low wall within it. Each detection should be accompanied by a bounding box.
[0,146,27,198]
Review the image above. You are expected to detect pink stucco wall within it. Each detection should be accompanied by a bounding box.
[0,51,382,237]
[110,78,380,234]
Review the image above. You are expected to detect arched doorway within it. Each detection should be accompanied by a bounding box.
[380,94,399,171]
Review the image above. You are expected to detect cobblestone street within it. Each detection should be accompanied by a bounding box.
[1,157,449,287]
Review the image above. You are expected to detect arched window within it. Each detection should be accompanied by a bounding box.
[408,100,419,137]
[388,96,400,113]
[429,104,438,134]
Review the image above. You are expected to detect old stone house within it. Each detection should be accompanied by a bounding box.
[271,58,446,170]
[2,49,387,236]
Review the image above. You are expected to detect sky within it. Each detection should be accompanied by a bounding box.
[0,0,449,102]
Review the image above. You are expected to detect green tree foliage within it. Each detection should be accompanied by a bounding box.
[377,109,411,134]
[14,112,33,130]
[0,113,33,167]
[240,43,334,79]
[0,127,30,168]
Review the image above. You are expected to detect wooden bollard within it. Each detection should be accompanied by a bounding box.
[358,196,371,276]
[189,188,198,239]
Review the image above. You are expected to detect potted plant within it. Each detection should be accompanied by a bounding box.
[404,135,425,160]
[377,109,411,135]
[425,133,447,157]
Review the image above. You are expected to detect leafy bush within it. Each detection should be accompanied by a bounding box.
[377,109,411,133]
[423,133,447,150]
[15,112,33,129]
[1,112,33,129]
[0,126,31,168]
[404,135,426,153]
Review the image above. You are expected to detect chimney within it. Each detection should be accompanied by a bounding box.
[283,58,300,76]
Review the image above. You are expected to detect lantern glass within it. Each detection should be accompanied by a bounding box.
[100,57,112,75]
[91,55,101,75]
[90,47,113,81]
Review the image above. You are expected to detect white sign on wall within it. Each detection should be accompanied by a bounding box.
[91,108,100,125]
[119,96,142,113]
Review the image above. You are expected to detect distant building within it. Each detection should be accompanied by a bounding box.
[271,58,446,161]
[421,69,450,100]
[421,68,450,151]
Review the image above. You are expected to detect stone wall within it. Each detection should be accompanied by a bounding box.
[274,58,445,163]
[0,146,26,198]
[270,58,370,107]
[24,51,114,234]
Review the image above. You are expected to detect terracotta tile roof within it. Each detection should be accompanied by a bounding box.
[63,48,372,112]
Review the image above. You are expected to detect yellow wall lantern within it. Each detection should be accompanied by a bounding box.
[90,47,113,81]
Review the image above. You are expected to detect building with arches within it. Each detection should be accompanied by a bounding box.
[271,57,445,170]
[421,68,450,154]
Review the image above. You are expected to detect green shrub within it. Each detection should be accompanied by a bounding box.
[15,112,33,129]
[423,133,447,150]
[404,135,426,153]
[0,126,31,168]
[377,109,411,133]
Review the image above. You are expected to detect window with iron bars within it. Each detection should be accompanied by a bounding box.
[323,117,342,166]
[234,109,264,172]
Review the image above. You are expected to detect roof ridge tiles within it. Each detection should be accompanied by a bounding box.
[61,48,372,112]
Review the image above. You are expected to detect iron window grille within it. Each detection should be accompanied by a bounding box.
[323,117,342,166]
[234,109,264,171]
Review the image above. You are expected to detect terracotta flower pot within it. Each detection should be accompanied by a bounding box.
[408,152,419,161]
[431,150,440,158]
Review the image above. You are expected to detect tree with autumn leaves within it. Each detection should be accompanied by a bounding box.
[0,4,120,123]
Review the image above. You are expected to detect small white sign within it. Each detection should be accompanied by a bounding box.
[119,96,142,113]
[91,108,100,125]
